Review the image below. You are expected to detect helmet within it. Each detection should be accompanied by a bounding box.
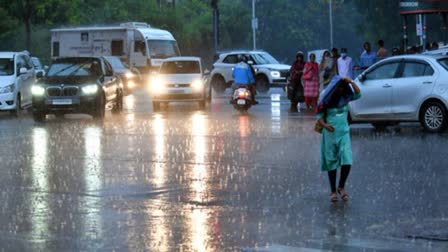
[296,51,304,57]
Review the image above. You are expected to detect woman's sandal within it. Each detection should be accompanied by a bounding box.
[337,188,349,201]
[330,193,338,202]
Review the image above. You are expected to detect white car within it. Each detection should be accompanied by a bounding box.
[349,54,448,132]
[210,50,290,93]
[150,57,211,110]
[0,51,36,115]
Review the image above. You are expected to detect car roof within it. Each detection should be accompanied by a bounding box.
[218,50,266,55]
[53,57,102,62]
[0,52,23,58]
[380,54,448,62]
[163,56,201,62]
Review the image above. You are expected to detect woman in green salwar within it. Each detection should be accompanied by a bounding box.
[317,77,361,202]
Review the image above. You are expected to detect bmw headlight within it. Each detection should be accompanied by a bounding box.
[82,84,99,95]
[191,79,203,90]
[270,70,281,78]
[31,85,45,96]
[0,84,15,94]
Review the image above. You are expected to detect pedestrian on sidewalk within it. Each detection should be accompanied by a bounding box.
[288,51,306,112]
[319,50,334,91]
[377,39,389,59]
[337,48,353,78]
[316,76,361,202]
[303,53,319,110]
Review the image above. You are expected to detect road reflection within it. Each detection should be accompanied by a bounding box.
[153,114,166,187]
[239,115,250,154]
[189,113,211,252]
[30,127,49,244]
[83,127,103,239]
[271,94,281,135]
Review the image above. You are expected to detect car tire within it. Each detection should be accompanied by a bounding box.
[33,111,46,122]
[256,75,270,93]
[10,93,21,117]
[153,101,160,111]
[112,91,123,114]
[93,95,106,119]
[212,75,226,93]
[420,101,447,133]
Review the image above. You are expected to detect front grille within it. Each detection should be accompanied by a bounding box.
[47,87,61,96]
[280,71,290,78]
[166,83,190,88]
[63,87,78,96]
[46,86,79,97]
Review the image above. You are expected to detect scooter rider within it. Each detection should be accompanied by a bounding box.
[231,55,258,104]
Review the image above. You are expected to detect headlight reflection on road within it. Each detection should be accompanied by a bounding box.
[83,127,103,239]
[271,94,281,135]
[190,113,210,252]
[239,115,250,154]
[31,127,49,244]
[124,94,136,111]
[153,114,166,187]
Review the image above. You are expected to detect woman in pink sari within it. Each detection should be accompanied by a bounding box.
[303,53,320,110]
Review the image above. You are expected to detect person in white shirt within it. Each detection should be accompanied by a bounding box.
[337,48,353,79]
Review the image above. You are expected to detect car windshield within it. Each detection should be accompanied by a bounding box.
[160,61,200,74]
[105,57,126,69]
[0,58,14,76]
[437,58,448,71]
[148,40,180,59]
[48,59,102,77]
[31,57,42,69]
[251,53,279,65]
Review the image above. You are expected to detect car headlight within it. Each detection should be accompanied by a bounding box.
[125,72,134,79]
[31,85,45,96]
[0,84,15,94]
[150,77,166,94]
[270,71,281,78]
[191,79,203,90]
[82,84,99,95]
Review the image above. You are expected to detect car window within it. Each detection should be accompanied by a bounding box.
[0,58,14,76]
[16,56,26,70]
[104,61,114,76]
[437,58,448,71]
[223,55,238,64]
[160,61,200,74]
[365,62,400,80]
[402,62,434,77]
[48,59,102,77]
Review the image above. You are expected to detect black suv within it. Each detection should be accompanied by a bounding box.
[32,57,124,121]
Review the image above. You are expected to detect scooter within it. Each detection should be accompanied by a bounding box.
[232,87,252,112]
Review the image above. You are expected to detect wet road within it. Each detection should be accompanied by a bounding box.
[0,88,447,252]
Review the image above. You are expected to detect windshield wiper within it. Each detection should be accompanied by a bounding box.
[50,63,78,76]
[66,62,90,78]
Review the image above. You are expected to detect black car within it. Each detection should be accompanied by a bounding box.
[31,57,124,121]
[104,56,141,95]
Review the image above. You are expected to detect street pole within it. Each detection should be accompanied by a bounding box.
[252,0,257,50]
[329,0,333,49]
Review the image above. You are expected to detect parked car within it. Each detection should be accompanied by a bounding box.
[349,54,448,132]
[0,51,36,116]
[31,57,47,79]
[31,57,124,121]
[150,57,210,110]
[210,50,290,93]
[104,56,141,95]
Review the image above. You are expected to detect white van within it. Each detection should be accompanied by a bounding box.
[51,22,180,74]
[0,51,36,115]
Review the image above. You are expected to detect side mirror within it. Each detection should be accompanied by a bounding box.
[247,60,254,65]
[359,74,366,82]
[19,67,27,75]
[36,71,44,78]
[204,69,210,75]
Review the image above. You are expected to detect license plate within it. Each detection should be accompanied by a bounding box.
[237,99,246,105]
[169,89,185,94]
[53,99,72,105]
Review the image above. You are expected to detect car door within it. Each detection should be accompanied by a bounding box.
[349,61,401,120]
[102,59,118,101]
[221,54,238,83]
[392,60,436,119]
[23,55,35,106]
[15,55,33,107]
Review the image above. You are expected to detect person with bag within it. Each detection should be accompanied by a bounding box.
[303,53,319,110]
[288,51,306,112]
[319,50,334,91]
[316,76,361,202]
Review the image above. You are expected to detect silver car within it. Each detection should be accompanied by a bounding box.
[349,54,448,133]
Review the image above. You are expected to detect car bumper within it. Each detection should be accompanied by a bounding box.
[152,88,205,102]
[32,96,100,114]
[0,92,16,110]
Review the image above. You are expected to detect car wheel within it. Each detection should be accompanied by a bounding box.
[33,111,46,122]
[256,75,270,93]
[93,95,106,119]
[10,93,21,117]
[112,91,123,114]
[212,75,226,93]
[153,101,160,111]
[420,101,447,133]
